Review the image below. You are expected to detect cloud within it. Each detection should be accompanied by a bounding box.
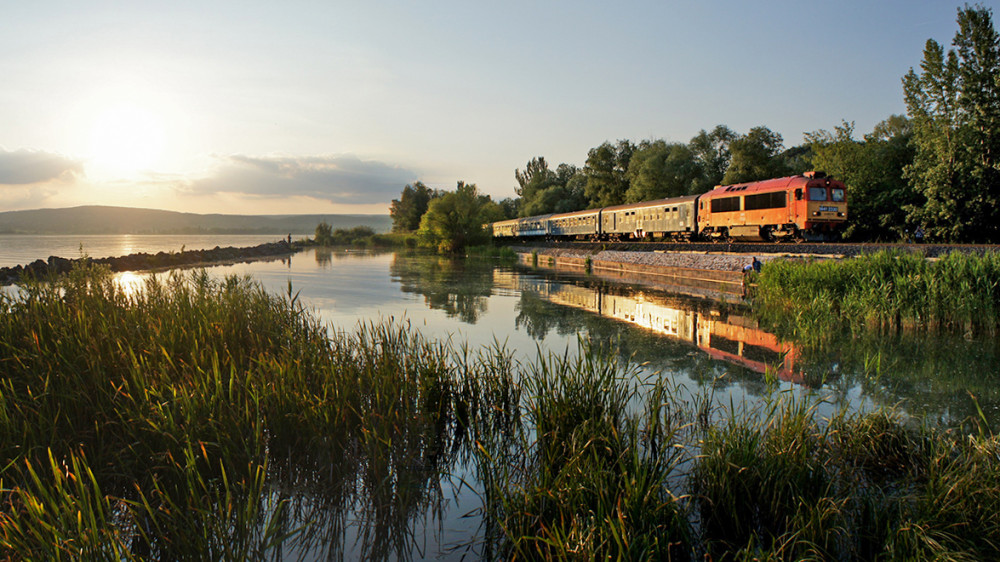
[188,154,419,204]
[0,148,83,185]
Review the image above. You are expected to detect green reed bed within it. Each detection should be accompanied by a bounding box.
[0,264,998,560]
[752,250,1000,341]
[476,379,1000,560]
[0,264,514,559]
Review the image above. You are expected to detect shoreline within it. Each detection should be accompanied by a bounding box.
[0,241,299,286]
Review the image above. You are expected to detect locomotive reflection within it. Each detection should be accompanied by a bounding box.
[497,269,802,383]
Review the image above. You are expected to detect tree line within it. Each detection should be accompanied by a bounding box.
[392,5,1000,247]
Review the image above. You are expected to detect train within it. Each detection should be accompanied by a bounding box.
[491,171,848,242]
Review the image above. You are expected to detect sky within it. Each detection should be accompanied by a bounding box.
[0,0,994,216]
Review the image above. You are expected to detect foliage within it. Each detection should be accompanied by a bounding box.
[807,117,918,240]
[389,181,437,232]
[583,140,635,208]
[417,181,500,253]
[0,266,507,559]
[688,124,737,192]
[625,140,701,202]
[514,157,586,216]
[314,220,333,245]
[903,4,1000,242]
[752,250,1000,341]
[313,224,379,246]
[722,126,789,184]
[1,264,999,559]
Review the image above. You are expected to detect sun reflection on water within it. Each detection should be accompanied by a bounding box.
[114,271,147,299]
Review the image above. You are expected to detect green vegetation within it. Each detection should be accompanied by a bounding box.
[903,5,1000,242]
[806,117,916,240]
[0,264,502,558]
[1,264,998,559]
[752,250,1000,341]
[312,223,416,248]
[389,181,437,232]
[416,181,503,253]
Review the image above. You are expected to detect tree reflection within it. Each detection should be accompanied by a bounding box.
[390,254,494,324]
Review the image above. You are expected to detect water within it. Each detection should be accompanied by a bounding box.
[0,233,300,268]
[5,236,1000,559]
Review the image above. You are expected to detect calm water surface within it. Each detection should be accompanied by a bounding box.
[6,237,999,560]
[0,233,300,268]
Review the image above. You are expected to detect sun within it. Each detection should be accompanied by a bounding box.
[88,104,166,177]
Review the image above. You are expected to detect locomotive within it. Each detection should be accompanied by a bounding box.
[491,171,848,242]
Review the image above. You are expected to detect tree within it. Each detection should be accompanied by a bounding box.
[417,181,497,253]
[389,181,436,232]
[688,125,737,192]
[583,140,635,208]
[903,4,1000,241]
[514,158,587,216]
[314,221,333,245]
[624,140,701,202]
[807,117,917,240]
[722,126,788,184]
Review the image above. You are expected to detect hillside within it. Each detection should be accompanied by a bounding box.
[0,206,391,235]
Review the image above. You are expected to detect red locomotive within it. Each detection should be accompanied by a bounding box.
[697,171,847,242]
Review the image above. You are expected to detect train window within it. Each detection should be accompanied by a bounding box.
[744,191,786,210]
[672,207,677,212]
[809,187,828,201]
[795,188,803,201]
[832,188,845,202]
[710,196,740,213]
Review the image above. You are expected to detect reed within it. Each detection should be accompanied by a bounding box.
[753,250,1000,341]
[0,264,505,558]
[475,345,691,560]
[0,263,998,559]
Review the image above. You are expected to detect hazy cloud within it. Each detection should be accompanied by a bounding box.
[189,154,418,204]
[0,148,83,185]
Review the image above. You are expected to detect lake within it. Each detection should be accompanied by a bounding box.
[0,233,301,268]
[4,236,999,559]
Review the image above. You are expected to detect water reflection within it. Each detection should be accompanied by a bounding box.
[496,267,808,386]
[391,254,494,324]
[496,263,1000,431]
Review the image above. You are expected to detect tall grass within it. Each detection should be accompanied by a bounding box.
[753,250,1000,341]
[0,263,513,559]
[0,262,997,559]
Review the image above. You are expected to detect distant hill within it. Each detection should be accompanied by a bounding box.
[0,206,392,235]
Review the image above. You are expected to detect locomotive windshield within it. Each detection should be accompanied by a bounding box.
[808,187,828,201]
[832,188,845,202]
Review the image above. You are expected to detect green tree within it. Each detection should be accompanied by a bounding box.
[624,140,701,202]
[903,4,1000,241]
[722,126,788,184]
[515,158,586,216]
[389,181,436,232]
[418,181,497,253]
[807,117,917,240]
[688,125,737,192]
[314,221,333,245]
[583,140,635,208]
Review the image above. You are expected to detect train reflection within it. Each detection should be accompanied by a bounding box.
[496,269,803,383]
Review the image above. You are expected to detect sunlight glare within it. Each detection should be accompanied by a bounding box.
[88,104,166,177]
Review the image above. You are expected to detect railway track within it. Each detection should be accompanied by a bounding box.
[501,240,1000,258]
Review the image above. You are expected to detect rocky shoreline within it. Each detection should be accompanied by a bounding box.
[0,241,297,286]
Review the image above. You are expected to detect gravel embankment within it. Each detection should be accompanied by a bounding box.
[510,246,790,272]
